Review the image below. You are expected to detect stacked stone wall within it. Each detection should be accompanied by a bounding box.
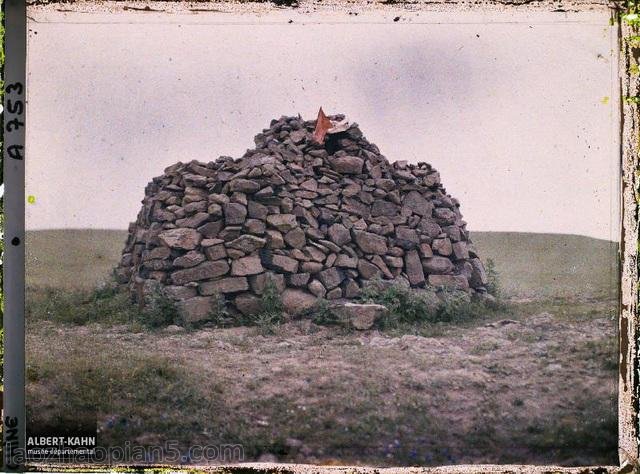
[116,114,488,322]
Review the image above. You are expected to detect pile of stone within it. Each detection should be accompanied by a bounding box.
[115,113,488,323]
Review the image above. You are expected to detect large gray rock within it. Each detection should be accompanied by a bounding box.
[171,261,230,285]
[328,223,351,246]
[404,250,425,286]
[248,200,268,220]
[402,191,433,217]
[417,218,441,238]
[224,203,247,225]
[204,244,226,261]
[159,228,202,250]
[284,227,306,249]
[266,214,298,232]
[432,238,453,256]
[173,250,206,268]
[395,227,419,249]
[199,277,249,295]
[281,289,317,316]
[183,173,208,187]
[318,267,345,290]
[234,293,263,315]
[245,218,266,235]
[266,230,285,249]
[301,261,324,274]
[433,207,456,224]
[343,279,361,298]
[335,254,358,269]
[176,212,210,229]
[371,200,398,217]
[357,260,382,280]
[422,256,454,275]
[288,273,311,287]
[353,230,387,255]
[250,272,286,294]
[229,178,260,194]
[177,296,213,323]
[469,258,488,287]
[428,274,469,290]
[330,156,364,174]
[231,256,264,276]
[452,241,469,260]
[143,246,171,261]
[164,285,197,300]
[198,220,224,239]
[308,279,327,298]
[227,235,267,253]
[334,303,388,330]
[267,254,299,273]
[371,255,394,278]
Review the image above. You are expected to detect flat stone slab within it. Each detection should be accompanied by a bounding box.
[332,302,389,330]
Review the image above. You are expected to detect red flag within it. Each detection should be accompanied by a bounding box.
[313,107,333,144]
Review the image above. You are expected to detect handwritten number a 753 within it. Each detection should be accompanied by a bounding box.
[5,82,25,132]
[5,82,26,159]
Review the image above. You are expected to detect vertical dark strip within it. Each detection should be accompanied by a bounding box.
[3,0,26,471]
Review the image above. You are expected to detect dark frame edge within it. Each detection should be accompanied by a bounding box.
[619,1,640,470]
[3,0,26,472]
[16,1,633,473]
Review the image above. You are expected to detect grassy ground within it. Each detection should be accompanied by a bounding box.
[26,229,126,290]
[472,232,618,300]
[24,229,619,466]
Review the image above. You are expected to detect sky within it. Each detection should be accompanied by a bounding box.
[25,8,619,241]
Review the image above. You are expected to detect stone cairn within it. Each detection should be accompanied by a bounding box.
[115,114,488,323]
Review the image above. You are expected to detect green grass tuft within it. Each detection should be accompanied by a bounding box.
[237,280,284,334]
[138,288,180,329]
[359,281,440,326]
[358,281,502,329]
[485,258,501,298]
[27,283,180,330]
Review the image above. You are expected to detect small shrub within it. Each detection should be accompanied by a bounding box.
[252,312,282,335]
[207,291,233,328]
[260,280,284,319]
[138,289,179,329]
[360,280,503,329]
[29,288,84,324]
[485,258,501,297]
[310,299,344,326]
[256,281,284,334]
[91,276,120,301]
[238,281,284,333]
[29,282,180,329]
[437,290,479,323]
[28,287,136,326]
[360,281,440,326]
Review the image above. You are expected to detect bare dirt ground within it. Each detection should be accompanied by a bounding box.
[26,296,617,467]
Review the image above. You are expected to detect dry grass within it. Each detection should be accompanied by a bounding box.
[26,229,126,290]
[26,297,617,466]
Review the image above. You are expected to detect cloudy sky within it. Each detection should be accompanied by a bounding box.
[25,8,619,240]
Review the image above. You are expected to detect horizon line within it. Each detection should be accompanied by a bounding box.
[24,228,621,244]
